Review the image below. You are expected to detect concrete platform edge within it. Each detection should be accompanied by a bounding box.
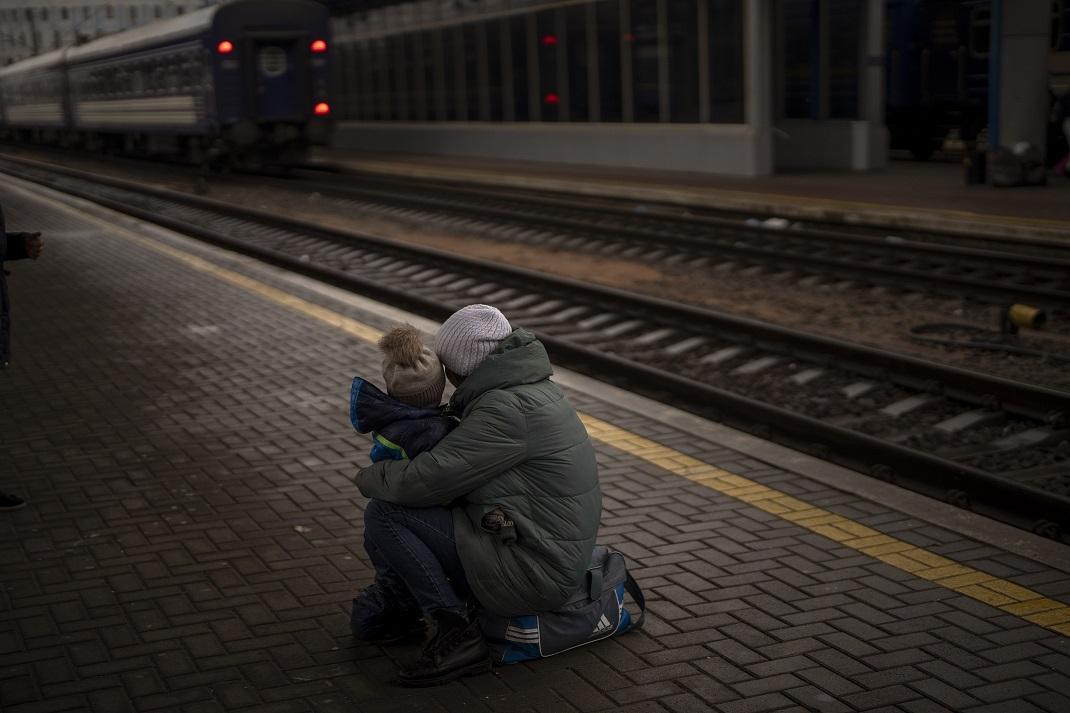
[329,152,1070,243]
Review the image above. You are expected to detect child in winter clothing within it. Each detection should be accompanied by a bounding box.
[350,325,457,462]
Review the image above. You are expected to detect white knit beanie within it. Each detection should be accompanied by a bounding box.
[434,304,512,377]
[379,325,446,408]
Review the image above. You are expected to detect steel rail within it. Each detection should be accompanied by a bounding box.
[314,163,1070,255]
[283,170,1070,307]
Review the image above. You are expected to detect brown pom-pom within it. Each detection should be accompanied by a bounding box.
[378,325,426,367]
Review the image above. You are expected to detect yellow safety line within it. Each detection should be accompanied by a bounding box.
[124,233,383,345]
[581,414,1070,637]
[121,225,1070,639]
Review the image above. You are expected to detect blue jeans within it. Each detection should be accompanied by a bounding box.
[363,499,470,618]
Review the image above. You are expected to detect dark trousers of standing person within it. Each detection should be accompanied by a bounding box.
[0,269,25,510]
[1,268,11,368]
[363,500,471,620]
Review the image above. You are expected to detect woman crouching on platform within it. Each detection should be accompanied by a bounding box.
[351,304,601,687]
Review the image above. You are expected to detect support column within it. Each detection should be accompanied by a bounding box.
[745,0,773,176]
[853,0,888,170]
[991,1,1050,156]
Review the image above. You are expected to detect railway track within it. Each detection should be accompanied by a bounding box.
[3,155,1069,543]
[278,168,1070,308]
[8,146,1070,306]
[297,163,1070,253]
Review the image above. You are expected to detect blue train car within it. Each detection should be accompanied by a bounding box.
[0,0,332,168]
[886,0,1070,160]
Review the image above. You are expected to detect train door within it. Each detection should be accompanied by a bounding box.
[246,34,307,121]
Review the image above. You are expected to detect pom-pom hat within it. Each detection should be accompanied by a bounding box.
[379,325,446,408]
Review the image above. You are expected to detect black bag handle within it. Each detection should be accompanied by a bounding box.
[624,572,646,630]
[587,568,603,602]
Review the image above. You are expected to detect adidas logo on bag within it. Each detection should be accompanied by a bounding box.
[481,547,647,663]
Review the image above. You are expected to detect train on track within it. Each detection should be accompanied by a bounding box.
[886,0,1070,160]
[0,0,332,169]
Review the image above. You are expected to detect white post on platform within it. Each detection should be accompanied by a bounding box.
[995,0,1050,156]
[745,0,773,176]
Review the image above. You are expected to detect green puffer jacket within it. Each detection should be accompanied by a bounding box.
[355,328,602,616]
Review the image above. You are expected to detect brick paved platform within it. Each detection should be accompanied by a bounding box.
[2,178,1070,713]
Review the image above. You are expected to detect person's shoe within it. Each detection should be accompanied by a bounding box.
[397,610,491,687]
[0,493,26,511]
[351,584,426,644]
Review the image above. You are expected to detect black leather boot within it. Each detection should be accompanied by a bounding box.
[351,584,426,644]
[397,610,491,687]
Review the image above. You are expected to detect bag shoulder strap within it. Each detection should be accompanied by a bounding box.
[624,571,646,630]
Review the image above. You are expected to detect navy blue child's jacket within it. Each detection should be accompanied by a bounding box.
[349,377,457,462]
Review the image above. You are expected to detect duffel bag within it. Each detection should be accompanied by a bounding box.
[479,545,645,664]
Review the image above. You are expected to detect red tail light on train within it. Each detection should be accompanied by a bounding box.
[311,39,328,53]
[217,40,234,54]
[314,102,331,116]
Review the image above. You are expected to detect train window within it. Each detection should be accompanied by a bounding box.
[357,42,373,120]
[344,43,358,120]
[440,29,457,120]
[667,0,699,123]
[486,20,504,121]
[709,0,743,123]
[406,32,428,121]
[105,5,113,19]
[472,23,492,121]
[595,0,623,122]
[969,6,990,59]
[393,36,409,120]
[780,0,819,119]
[386,38,401,119]
[509,15,530,121]
[155,6,161,19]
[368,41,382,120]
[428,31,446,121]
[369,38,386,119]
[42,8,48,20]
[828,0,860,118]
[131,6,138,22]
[499,20,516,120]
[449,26,467,120]
[462,24,480,121]
[629,0,661,122]
[61,8,68,20]
[566,4,590,122]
